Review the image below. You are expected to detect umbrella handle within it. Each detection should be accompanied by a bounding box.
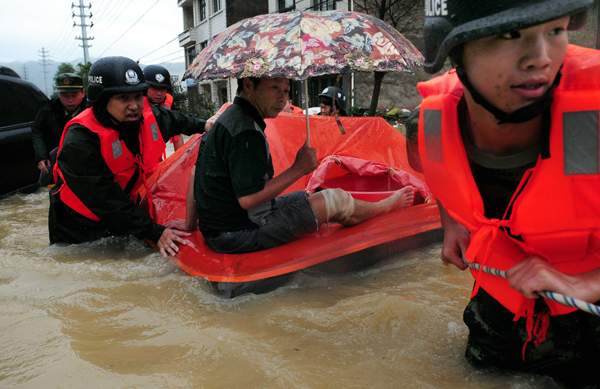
[304,79,310,147]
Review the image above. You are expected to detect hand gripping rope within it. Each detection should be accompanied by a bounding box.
[466,262,600,317]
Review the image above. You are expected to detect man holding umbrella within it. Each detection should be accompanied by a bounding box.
[167,76,415,253]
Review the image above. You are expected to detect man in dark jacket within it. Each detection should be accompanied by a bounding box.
[32,73,86,183]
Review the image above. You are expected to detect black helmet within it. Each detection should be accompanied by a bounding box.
[55,73,84,91]
[87,56,148,105]
[318,86,348,115]
[143,65,172,91]
[423,0,592,74]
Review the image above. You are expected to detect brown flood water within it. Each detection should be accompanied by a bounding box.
[0,189,562,388]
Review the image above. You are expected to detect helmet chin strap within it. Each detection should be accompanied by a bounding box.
[456,66,562,125]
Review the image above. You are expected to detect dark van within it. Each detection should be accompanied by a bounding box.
[0,66,49,197]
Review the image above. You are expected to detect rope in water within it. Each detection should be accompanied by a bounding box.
[467,262,600,317]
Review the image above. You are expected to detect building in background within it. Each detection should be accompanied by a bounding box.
[178,0,268,106]
[178,0,352,109]
[177,0,428,113]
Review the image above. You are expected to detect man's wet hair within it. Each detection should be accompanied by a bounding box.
[236,77,262,96]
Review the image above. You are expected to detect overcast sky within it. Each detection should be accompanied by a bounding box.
[1,0,184,64]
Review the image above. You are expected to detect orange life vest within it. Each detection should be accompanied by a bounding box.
[53,100,166,221]
[162,93,173,109]
[418,45,600,317]
[291,105,303,114]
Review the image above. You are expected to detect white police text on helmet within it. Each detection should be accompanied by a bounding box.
[89,75,103,84]
[425,0,448,16]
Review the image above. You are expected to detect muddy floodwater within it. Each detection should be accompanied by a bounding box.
[1,189,563,388]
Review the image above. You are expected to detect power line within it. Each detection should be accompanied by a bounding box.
[145,49,183,64]
[137,36,178,62]
[93,0,134,37]
[153,53,186,65]
[98,0,162,57]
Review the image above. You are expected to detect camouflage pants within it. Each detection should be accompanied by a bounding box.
[464,288,600,388]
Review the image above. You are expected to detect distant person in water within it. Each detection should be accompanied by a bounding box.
[165,76,415,253]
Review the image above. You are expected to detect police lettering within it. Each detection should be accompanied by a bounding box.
[89,75,103,84]
[425,0,448,16]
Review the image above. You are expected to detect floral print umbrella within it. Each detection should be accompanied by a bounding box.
[184,10,424,81]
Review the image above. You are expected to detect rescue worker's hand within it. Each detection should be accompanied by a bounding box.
[292,143,318,176]
[204,111,221,132]
[506,256,600,302]
[438,202,470,270]
[38,159,51,174]
[157,228,192,258]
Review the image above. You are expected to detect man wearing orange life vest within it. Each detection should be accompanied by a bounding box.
[406,0,600,386]
[143,65,184,152]
[49,56,213,257]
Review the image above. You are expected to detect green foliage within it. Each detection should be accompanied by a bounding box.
[76,62,92,94]
[54,63,76,80]
[171,83,216,120]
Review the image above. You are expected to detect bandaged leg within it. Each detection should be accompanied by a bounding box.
[320,188,355,224]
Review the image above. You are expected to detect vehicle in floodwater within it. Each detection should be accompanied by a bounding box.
[0,66,48,197]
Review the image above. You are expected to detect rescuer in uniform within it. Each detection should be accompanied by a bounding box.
[49,56,214,257]
[32,73,87,184]
[406,0,600,386]
[143,64,184,152]
[318,86,348,117]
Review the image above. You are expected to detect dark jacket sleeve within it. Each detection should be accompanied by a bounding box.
[32,104,52,162]
[57,124,165,243]
[405,105,423,173]
[151,105,207,141]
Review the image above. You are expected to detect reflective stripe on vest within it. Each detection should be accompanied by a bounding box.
[563,110,599,175]
[418,44,600,316]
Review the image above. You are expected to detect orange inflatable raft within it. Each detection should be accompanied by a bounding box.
[140,113,442,297]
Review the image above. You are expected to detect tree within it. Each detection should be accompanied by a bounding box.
[76,62,93,94]
[353,0,425,116]
[54,63,76,80]
[171,82,216,120]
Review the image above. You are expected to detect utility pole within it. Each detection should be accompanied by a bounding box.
[38,47,50,96]
[73,0,94,64]
[22,65,29,81]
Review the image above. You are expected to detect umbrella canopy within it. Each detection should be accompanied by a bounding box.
[184,10,424,81]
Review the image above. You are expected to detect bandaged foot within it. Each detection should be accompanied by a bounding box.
[320,188,356,224]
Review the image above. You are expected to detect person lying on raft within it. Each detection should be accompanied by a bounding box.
[49,56,217,257]
[165,76,415,254]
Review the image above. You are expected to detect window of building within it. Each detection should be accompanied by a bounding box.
[200,40,208,51]
[213,0,221,13]
[199,0,206,21]
[313,0,335,11]
[186,46,196,68]
[278,0,295,12]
